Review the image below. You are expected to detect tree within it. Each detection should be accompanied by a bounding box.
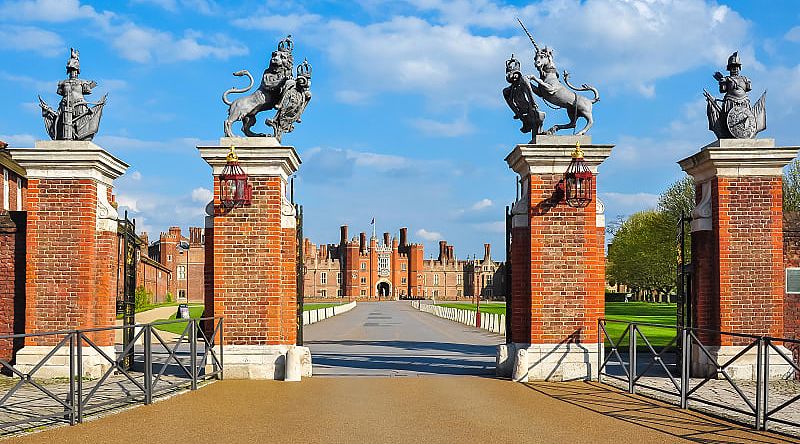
[785,159,800,213]
[657,175,694,221]
[607,211,676,301]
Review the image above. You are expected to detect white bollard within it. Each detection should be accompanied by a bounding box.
[285,347,303,382]
[512,348,529,383]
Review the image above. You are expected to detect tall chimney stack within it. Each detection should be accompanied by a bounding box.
[399,227,408,247]
[438,240,447,262]
[340,225,348,247]
[484,243,491,261]
[383,232,390,246]
[360,232,367,253]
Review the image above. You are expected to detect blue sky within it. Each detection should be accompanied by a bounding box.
[1,0,799,259]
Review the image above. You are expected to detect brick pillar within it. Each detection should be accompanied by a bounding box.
[8,140,127,378]
[0,211,20,361]
[500,135,612,381]
[199,137,309,380]
[680,139,799,379]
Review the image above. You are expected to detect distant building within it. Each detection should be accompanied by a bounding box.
[302,225,505,301]
[146,226,205,303]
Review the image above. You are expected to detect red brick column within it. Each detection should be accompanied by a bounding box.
[680,139,798,378]
[199,138,308,380]
[8,140,127,377]
[0,211,19,361]
[502,135,612,381]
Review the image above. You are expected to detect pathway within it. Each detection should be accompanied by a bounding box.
[304,301,500,376]
[13,378,796,444]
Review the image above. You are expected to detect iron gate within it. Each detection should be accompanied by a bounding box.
[292,176,305,346]
[676,213,693,364]
[116,212,141,370]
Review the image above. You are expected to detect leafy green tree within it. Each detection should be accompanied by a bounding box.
[785,159,800,212]
[607,211,676,301]
[657,175,694,221]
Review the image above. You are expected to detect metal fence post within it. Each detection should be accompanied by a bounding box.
[761,338,770,431]
[68,332,76,426]
[190,319,198,390]
[629,324,636,394]
[76,332,83,423]
[597,320,602,383]
[144,325,152,405]
[680,328,689,409]
[755,337,763,431]
[219,318,224,380]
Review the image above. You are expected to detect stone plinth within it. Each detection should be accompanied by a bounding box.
[217,345,311,380]
[198,137,305,380]
[7,140,127,378]
[502,135,612,381]
[679,139,799,379]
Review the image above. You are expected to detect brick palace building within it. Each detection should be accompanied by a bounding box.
[302,225,506,301]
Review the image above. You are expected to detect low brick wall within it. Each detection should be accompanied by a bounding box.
[303,301,357,326]
[411,301,505,335]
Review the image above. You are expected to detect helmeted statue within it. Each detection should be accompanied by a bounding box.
[704,51,766,139]
[39,48,107,141]
[222,35,312,142]
[504,20,599,138]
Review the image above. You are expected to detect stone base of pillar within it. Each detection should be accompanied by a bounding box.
[690,345,795,380]
[215,345,312,380]
[14,345,116,379]
[500,342,599,382]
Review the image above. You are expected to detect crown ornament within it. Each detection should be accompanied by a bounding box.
[278,35,294,53]
[506,54,520,73]
[297,58,312,78]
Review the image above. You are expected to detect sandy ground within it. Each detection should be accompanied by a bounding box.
[9,377,797,444]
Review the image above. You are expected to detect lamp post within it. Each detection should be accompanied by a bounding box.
[560,142,593,208]
[219,146,252,208]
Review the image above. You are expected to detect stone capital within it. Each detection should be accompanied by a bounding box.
[505,135,613,177]
[679,139,799,182]
[198,137,301,179]
[7,140,128,186]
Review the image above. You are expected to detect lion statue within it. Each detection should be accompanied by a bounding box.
[223,35,309,139]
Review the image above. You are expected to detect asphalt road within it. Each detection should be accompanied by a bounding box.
[303,301,502,376]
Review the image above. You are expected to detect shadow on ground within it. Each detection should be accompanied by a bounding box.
[525,382,800,443]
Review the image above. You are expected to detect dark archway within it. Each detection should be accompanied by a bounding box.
[377,282,391,299]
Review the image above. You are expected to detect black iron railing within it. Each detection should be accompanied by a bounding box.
[0,317,223,435]
[598,319,800,433]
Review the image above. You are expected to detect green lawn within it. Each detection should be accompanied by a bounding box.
[434,303,507,315]
[433,301,678,348]
[603,302,678,349]
[153,306,206,335]
[303,303,342,312]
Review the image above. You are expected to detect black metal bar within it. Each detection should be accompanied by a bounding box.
[629,324,637,394]
[77,333,83,424]
[144,325,152,405]
[68,332,75,425]
[597,319,602,383]
[190,319,198,391]
[220,318,224,380]
[680,328,689,409]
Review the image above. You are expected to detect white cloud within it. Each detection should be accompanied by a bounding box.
[416,228,443,241]
[191,187,212,203]
[410,116,475,137]
[129,171,142,181]
[232,13,322,32]
[131,0,217,13]
[786,26,800,43]
[335,90,370,105]
[472,220,505,234]
[470,198,493,210]
[0,133,36,146]
[0,0,110,23]
[0,26,63,56]
[115,194,139,212]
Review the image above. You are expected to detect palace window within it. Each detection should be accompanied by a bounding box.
[433,274,439,286]
[167,254,173,262]
[337,289,342,297]
[178,290,186,300]
[401,277,407,284]
[457,274,462,284]
[337,272,342,284]
[401,263,407,271]
[361,262,366,270]
[320,289,327,297]
[361,289,366,296]
[457,290,462,297]
[433,290,439,297]
[487,275,493,285]
[177,265,186,280]
[16,179,21,211]
[361,277,367,284]
[320,272,327,285]
[486,288,493,297]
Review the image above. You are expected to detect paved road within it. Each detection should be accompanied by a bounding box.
[304,301,501,376]
[15,378,794,444]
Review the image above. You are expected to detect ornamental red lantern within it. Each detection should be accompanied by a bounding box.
[219,146,252,207]
[561,143,593,208]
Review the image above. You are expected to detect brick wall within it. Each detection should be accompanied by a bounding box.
[211,176,296,345]
[784,212,800,363]
[0,211,25,360]
[692,176,784,345]
[24,179,115,345]
[510,173,604,344]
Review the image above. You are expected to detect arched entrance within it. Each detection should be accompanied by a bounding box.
[376,281,391,299]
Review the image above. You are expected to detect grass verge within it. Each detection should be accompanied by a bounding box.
[303,303,342,312]
[153,305,206,335]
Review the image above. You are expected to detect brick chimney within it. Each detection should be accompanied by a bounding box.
[360,232,367,253]
[399,227,408,247]
[383,232,390,246]
[483,243,491,262]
